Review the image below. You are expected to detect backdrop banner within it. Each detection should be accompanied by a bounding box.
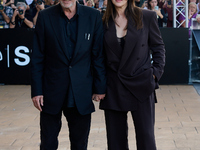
[159,28,189,85]
[0,28,34,84]
[0,28,190,85]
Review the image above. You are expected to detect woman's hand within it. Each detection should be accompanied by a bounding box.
[196,16,200,23]
[188,10,194,19]
[155,9,163,19]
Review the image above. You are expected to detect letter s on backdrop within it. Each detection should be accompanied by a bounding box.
[14,46,30,66]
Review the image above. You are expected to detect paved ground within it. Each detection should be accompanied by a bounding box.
[0,85,200,150]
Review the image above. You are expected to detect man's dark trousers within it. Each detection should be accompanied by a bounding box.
[40,107,91,150]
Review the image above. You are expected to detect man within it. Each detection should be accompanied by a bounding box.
[31,0,106,149]
[10,2,33,28]
[32,0,45,25]
[29,0,49,26]
[0,0,13,28]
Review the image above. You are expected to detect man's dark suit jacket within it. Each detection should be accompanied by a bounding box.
[31,3,106,115]
[100,9,165,111]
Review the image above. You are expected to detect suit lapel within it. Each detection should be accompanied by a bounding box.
[104,19,123,59]
[49,5,70,61]
[118,18,141,70]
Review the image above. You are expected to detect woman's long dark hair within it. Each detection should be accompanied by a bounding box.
[102,0,143,30]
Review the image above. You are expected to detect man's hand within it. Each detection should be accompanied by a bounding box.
[18,10,25,19]
[32,95,44,111]
[36,3,45,12]
[0,8,5,13]
[92,94,105,102]
[12,9,18,18]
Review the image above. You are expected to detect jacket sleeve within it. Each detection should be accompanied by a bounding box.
[31,12,45,98]
[149,11,165,81]
[92,11,106,94]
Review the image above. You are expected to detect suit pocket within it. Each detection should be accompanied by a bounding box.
[119,68,155,102]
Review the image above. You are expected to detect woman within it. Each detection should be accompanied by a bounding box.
[163,0,173,27]
[85,0,95,7]
[99,0,165,149]
[147,0,167,27]
[179,2,198,28]
[179,2,198,36]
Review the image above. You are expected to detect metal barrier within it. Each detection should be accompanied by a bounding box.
[189,30,200,83]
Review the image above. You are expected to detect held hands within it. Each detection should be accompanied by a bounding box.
[92,94,105,102]
[32,95,44,111]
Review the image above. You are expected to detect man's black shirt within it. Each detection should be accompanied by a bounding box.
[60,3,80,107]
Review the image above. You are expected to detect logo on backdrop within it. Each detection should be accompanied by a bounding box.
[0,51,2,61]
[0,45,31,68]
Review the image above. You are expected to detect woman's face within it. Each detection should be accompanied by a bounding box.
[189,4,197,14]
[111,0,127,9]
[149,0,157,9]
[103,0,107,7]
[87,1,93,6]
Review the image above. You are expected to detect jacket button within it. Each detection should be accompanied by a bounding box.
[69,66,72,68]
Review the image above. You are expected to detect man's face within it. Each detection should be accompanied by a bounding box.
[59,0,76,9]
[18,6,25,10]
[17,6,25,15]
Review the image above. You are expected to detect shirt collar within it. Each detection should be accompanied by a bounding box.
[60,2,80,17]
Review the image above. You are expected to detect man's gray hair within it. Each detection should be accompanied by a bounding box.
[16,2,27,9]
